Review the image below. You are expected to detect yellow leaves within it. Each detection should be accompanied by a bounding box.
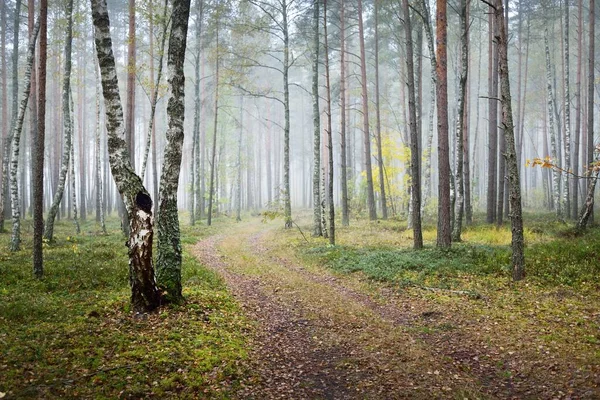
[525,156,554,169]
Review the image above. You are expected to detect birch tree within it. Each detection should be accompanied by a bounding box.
[156,0,191,304]
[44,0,75,242]
[323,0,334,245]
[9,20,40,251]
[0,0,22,233]
[452,0,469,241]
[91,0,160,312]
[544,28,562,219]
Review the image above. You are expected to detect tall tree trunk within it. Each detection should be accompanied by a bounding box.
[0,0,22,233]
[487,10,499,224]
[70,89,80,234]
[207,20,219,227]
[156,0,190,305]
[32,0,46,277]
[26,0,37,220]
[357,0,377,220]
[236,97,242,222]
[404,0,423,249]
[95,55,106,234]
[418,0,437,213]
[193,0,203,223]
[452,0,468,241]
[436,0,451,248]
[374,0,387,220]
[579,0,595,228]
[79,52,87,221]
[496,0,525,280]
[573,0,583,219]
[126,0,136,168]
[563,0,571,216]
[311,0,321,237]
[282,0,292,228]
[323,0,334,245]
[339,0,349,226]
[9,21,40,251]
[91,0,159,313]
[544,29,562,219]
[44,0,74,241]
[0,0,6,232]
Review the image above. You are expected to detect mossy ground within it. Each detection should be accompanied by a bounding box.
[0,215,250,399]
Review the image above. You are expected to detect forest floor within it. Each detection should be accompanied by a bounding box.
[1,213,600,399]
[192,214,600,399]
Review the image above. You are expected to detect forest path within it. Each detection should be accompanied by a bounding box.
[190,218,595,399]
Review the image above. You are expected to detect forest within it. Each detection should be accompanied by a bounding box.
[1,0,599,397]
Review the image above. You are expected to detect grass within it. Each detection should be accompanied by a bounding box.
[0,215,250,399]
[295,211,600,291]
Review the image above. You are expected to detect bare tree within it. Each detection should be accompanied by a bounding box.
[312,0,321,237]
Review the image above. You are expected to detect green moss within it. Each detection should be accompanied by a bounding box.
[0,216,250,399]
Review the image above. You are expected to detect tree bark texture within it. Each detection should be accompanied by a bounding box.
[9,20,40,252]
[436,0,451,248]
[0,0,22,233]
[91,0,159,313]
[156,0,190,305]
[496,0,525,281]
[339,0,349,227]
[374,0,387,220]
[32,0,46,277]
[282,0,292,228]
[404,0,423,249]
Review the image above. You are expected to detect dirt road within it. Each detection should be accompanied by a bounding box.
[191,220,599,399]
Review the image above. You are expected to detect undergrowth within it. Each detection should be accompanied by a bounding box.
[300,214,600,291]
[0,215,249,399]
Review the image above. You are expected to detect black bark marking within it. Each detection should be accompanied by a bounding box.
[136,192,152,213]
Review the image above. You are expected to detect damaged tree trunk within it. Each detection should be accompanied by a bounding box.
[91,0,159,313]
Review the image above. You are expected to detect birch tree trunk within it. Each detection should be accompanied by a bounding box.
[573,0,583,219]
[452,0,468,241]
[44,0,74,241]
[357,0,377,221]
[563,0,571,216]
[156,0,190,305]
[544,29,562,219]
[496,0,525,281]
[9,20,40,252]
[311,0,321,237]
[91,0,159,313]
[0,0,21,233]
[0,1,6,232]
[404,0,423,249]
[417,0,437,213]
